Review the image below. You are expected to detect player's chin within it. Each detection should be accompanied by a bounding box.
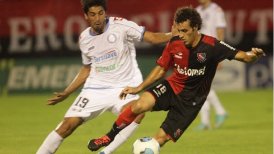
[93,25,104,33]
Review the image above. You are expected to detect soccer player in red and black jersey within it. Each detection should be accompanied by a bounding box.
[88,7,265,150]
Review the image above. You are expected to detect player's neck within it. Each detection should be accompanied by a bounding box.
[192,33,202,48]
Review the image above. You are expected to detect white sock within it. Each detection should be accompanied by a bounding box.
[207,90,226,115]
[200,100,210,125]
[36,131,64,154]
[100,122,139,154]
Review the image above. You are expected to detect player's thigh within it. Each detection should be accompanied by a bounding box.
[120,100,137,113]
[112,92,140,114]
[65,89,116,121]
[132,91,156,113]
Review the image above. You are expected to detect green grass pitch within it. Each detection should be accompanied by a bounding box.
[0,89,272,154]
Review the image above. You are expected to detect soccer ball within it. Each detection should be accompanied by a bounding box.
[132,137,160,154]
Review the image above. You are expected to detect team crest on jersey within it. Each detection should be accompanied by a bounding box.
[197,52,207,63]
[107,34,117,43]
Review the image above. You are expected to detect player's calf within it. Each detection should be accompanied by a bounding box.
[87,106,141,151]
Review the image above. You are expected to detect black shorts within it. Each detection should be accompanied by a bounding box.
[147,80,202,142]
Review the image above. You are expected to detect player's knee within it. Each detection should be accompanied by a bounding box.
[55,118,82,138]
[132,100,147,113]
[56,123,72,138]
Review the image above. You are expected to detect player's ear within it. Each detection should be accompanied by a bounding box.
[193,26,198,31]
[84,14,88,20]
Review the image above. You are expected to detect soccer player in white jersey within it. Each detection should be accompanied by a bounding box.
[195,0,228,130]
[36,0,172,154]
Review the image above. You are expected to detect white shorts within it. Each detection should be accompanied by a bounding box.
[64,88,139,121]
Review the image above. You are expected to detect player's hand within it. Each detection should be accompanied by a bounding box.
[251,48,266,57]
[119,87,140,100]
[171,23,179,37]
[47,92,69,105]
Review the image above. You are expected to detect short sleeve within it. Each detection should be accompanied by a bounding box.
[81,53,92,65]
[214,40,239,62]
[78,35,92,65]
[123,19,145,42]
[156,42,173,71]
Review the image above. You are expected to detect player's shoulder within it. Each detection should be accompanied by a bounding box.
[210,2,224,12]
[201,34,217,46]
[195,5,202,11]
[109,16,134,26]
[79,27,92,43]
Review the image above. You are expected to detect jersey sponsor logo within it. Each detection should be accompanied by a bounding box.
[220,41,236,51]
[197,52,207,63]
[175,64,206,76]
[91,50,118,64]
[95,63,117,72]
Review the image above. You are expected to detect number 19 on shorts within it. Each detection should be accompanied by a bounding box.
[74,97,89,108]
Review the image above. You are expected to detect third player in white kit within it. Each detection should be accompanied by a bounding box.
[196,0,228,130]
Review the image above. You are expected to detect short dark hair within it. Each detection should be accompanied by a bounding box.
[174,7,202,30]
[81,0,107,13]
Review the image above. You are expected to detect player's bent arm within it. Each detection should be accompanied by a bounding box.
[234,48,265,63]
[143,31,172,44]
[136,65,166,91]
[216,27,225,41]
[63,65,91,95]
[47,65,91,105]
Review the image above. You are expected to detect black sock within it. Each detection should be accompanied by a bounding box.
[106,122,125,141]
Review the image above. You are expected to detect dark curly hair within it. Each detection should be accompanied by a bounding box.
[174,7,202,30]
[80,0,107,14]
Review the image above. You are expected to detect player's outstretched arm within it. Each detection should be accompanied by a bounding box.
[234,48,265,63]
[47,65,91,105]
[143,31,172,44]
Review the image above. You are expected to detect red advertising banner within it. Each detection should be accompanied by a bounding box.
[0,0,272,57]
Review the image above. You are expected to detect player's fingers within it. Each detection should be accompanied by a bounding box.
[47,96,61,104]
[47,100,56,105]
[119,92,123,99]
[53,92,65,97]
[251,48,266,57]
[53,92,60,96]
[120,88,127,99]
[257,49,266,56]
[122,93,127,100]
[119,93,127,100]
[254,48,266,56]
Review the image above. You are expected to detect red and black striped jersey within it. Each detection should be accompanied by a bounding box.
[157,34,238,105]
